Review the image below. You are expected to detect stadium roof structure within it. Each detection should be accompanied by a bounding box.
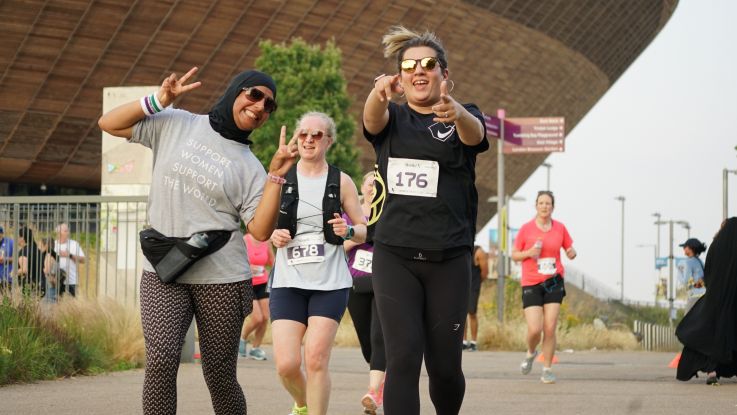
[0,0,678,227]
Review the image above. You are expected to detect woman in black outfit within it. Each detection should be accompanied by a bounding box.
[676,217,737,385]
[363,25,488,415]
[16,227,46,296]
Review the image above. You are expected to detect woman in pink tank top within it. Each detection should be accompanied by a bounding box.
[239,233,275,360]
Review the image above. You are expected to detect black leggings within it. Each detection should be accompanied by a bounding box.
[347,288,386,371]
[140,271,253,415]
[372,245,470,415]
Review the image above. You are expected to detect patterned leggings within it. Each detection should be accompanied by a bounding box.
[140,271,253,415]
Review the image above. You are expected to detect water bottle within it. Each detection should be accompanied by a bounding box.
[186,233,209,249]
[532,238,542,259]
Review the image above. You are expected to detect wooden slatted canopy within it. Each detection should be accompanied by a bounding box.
[0,0,677,228]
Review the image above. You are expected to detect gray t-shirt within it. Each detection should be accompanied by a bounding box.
[272,171,352,290]
[131,108,265,284]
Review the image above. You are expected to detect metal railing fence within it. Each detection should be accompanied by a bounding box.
[0,195,148,307]
[633,320,681,351]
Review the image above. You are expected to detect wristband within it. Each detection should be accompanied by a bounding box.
[140,94,164,116]
[342,225,354,241]
[373,74,387,85]
[267,173,286,185]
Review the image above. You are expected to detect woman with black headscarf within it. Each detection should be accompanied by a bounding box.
[676,217,737,385]
[99,67,298,414]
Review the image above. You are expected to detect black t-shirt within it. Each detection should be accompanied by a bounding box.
[19,245,45,288]
[364,102,489,253]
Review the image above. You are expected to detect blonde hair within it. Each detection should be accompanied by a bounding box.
[295,111,337,142]
[382,25,448,71]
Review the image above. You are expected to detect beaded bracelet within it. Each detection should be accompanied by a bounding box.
[140,94,164,116]
[267,173,286,185]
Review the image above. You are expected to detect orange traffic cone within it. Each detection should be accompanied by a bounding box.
[536,353,559,364]
[668,352,681,368]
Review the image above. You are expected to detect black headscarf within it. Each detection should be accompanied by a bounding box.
[676,217,737,379]
[208,70,277,145]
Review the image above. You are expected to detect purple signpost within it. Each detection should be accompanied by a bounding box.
[503,117,565,153]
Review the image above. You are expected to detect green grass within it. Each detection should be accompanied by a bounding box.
[0,292,144,385]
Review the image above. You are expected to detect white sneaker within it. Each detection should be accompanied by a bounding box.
[247,347,267,361]
[541,368,556,384]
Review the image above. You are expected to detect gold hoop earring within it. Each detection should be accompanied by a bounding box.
[448,79,455,93]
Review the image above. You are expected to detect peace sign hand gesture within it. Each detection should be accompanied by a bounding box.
[157,67,202,108]
[268,125,299,177]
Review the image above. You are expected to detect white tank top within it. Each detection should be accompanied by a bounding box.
[271,171,351,290]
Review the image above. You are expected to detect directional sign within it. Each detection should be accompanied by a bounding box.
[482,114,522,143]
[503,117,565,154]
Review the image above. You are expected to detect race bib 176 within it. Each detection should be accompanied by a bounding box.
[387,157,439,198]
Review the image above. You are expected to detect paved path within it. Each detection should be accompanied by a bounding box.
[0,348,735,414]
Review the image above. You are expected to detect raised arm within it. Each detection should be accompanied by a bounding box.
[363,74,401,135]
[98,67,202,139]
[246,126,299,241]
[431,80,484,146]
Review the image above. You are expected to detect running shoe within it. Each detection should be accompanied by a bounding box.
[520,350,538,375]
[289,403,308,415]
[361,388,383,415]
[468,342,478,352]
[540,368,556,384]
[706,375,719,385]
[238,339,248,357]
[248,347,267,361]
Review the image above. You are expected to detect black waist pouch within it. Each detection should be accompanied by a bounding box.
[139,227,232,283]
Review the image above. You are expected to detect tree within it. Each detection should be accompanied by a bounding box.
[251,38,360,179]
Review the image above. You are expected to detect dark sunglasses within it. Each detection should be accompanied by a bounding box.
[297,128,327,141]
[400,57,438,73]
[241,87,277,114]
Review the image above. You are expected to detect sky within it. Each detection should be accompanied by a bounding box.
[475,0,737,303]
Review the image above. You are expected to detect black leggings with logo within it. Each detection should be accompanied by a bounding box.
[140,271,253,415]
[372,245,471,415]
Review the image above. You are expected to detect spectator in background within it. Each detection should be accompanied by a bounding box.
[677,238,707,313]
[54,223,85,297]
[0,226,14,290]
[463,245,488,351]
[39,236,62,303]
[17,226,46,297]
[677,218,737,385]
